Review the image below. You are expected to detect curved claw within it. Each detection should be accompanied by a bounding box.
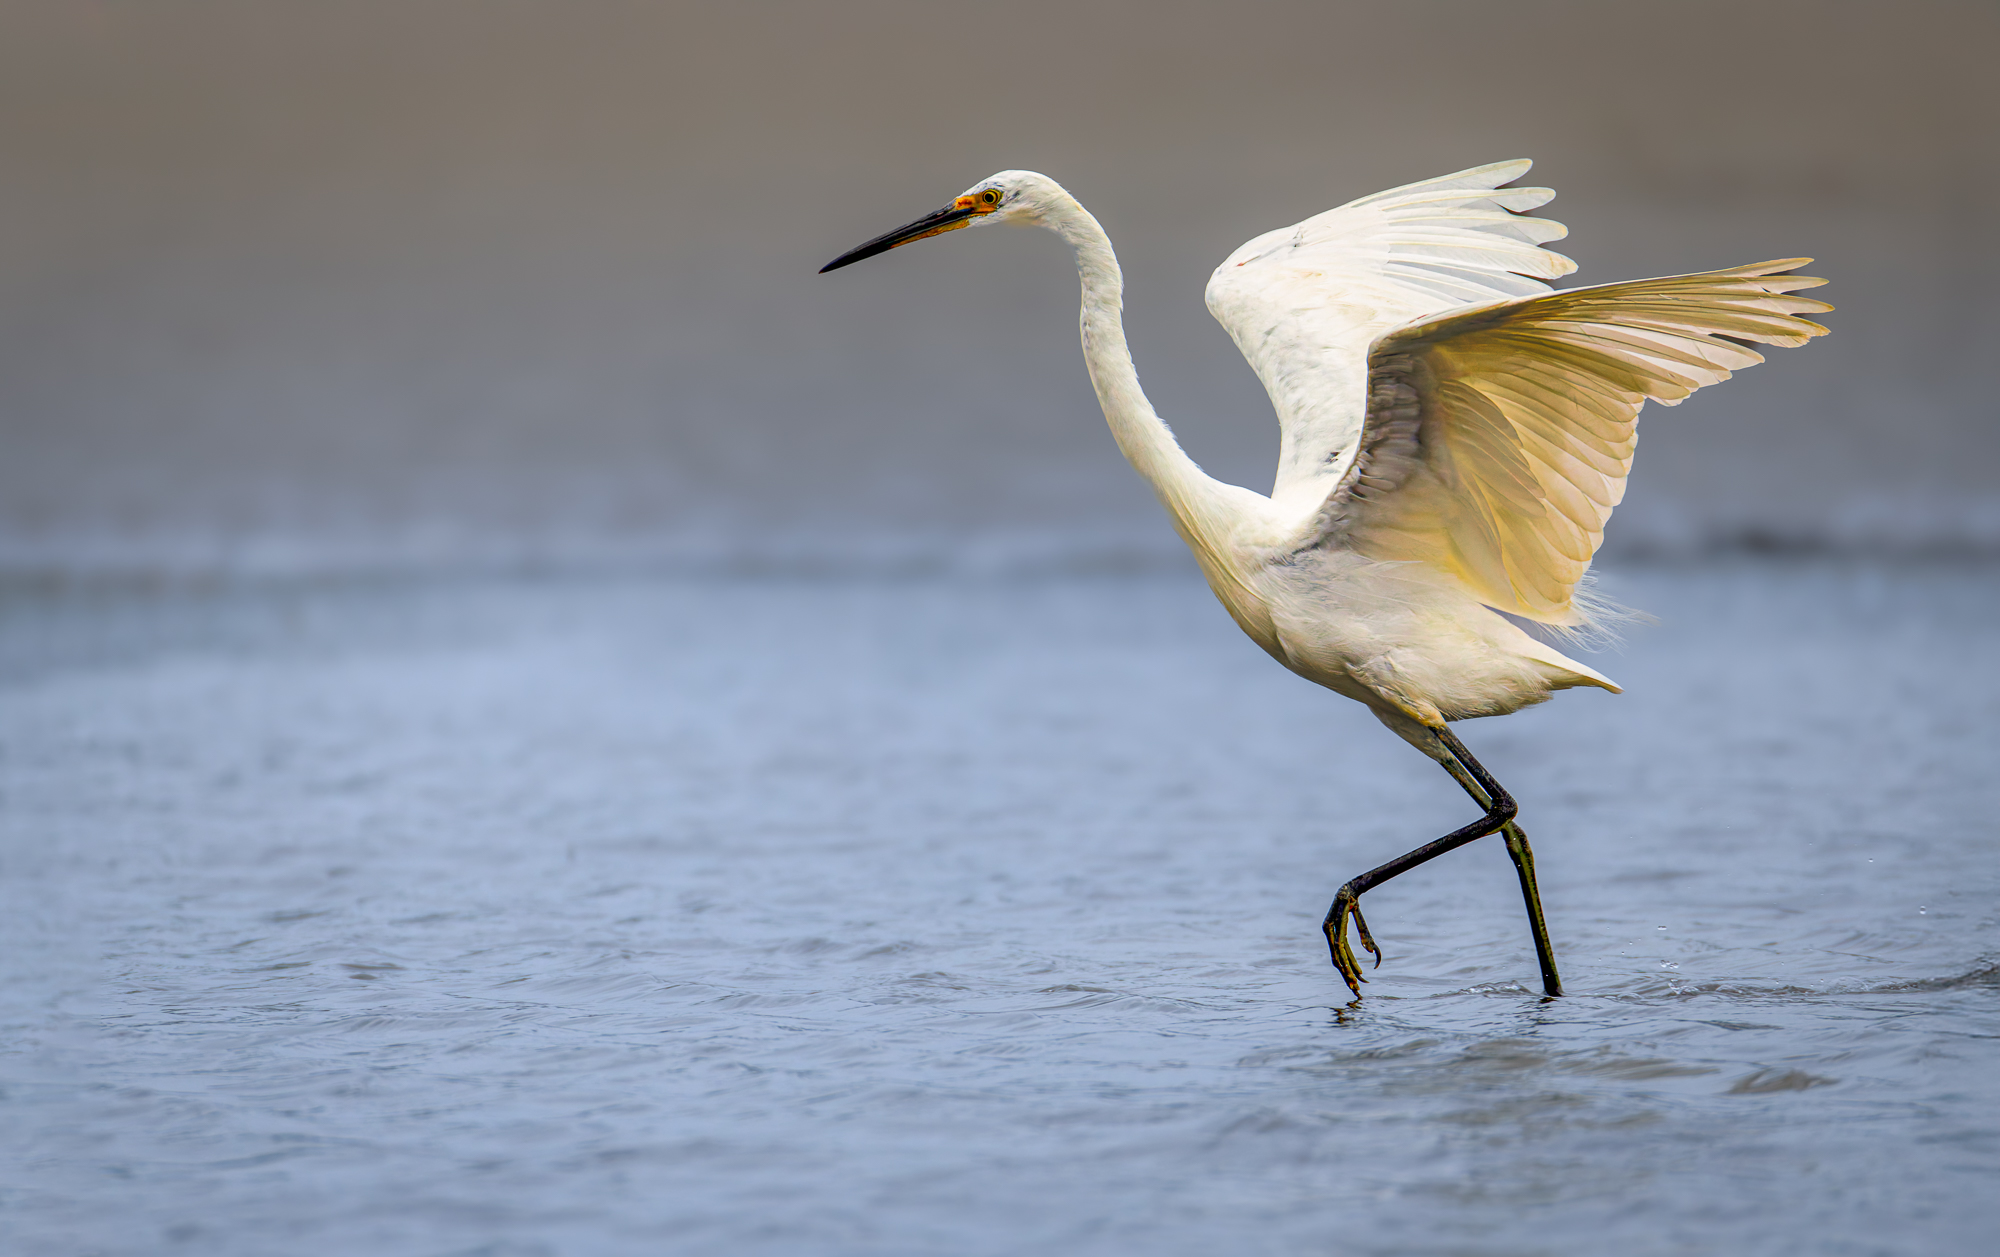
[1322,882,1383,997]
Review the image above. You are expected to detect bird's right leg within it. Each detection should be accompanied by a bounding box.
[1322,725,1517,997]
[1433,752,1563,998]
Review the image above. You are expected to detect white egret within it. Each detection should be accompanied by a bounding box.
[820,162,1829,997]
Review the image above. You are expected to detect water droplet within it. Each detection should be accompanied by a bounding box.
[1657,925,1667,931]
[1919,906,1928,915]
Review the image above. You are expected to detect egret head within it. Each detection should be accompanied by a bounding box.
[818,171,1057,273]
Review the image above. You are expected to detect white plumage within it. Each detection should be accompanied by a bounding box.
[821,161,1829,997]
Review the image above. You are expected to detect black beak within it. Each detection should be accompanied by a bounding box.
[819,204,981,273]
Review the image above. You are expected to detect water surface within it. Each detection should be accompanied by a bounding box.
[2,561,1996,1255]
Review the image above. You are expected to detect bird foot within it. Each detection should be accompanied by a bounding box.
[1322,882,1381,997]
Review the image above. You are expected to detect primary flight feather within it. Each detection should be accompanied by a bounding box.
[821,160,1829,997]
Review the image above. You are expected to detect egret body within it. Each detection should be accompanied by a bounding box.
[820,163,1829,997]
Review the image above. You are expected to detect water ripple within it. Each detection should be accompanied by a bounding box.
[2,565,1997,1256]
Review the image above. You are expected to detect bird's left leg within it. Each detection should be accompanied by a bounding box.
[1322,725,1517,996]
[1433,748,1563,998]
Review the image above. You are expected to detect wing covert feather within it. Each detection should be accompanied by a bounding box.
[1312,260,1832,624]
[1205,161,1579,508]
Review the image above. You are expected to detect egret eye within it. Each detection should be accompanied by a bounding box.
[980,188,1002,206]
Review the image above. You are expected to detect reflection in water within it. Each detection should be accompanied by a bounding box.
[1,560,1996,1255]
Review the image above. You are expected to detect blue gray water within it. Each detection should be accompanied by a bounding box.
[2,559,1996,1256]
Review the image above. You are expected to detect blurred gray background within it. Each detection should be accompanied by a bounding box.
[3,0,1995,570]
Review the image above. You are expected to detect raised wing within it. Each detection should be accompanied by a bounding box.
[1206,160,1576,510]
[1312,261,1832,624]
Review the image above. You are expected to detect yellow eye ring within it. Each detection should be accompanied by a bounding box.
[979,188,1002,207]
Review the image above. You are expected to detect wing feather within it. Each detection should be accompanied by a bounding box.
[1205,161,1578,510]
[1311,261,1831,623]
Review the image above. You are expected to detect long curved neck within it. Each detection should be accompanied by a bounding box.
[1043,196,1221,526]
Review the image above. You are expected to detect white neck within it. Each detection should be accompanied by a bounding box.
[1039,192,1231,536]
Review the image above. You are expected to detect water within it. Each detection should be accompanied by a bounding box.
[2,560,1996,1256]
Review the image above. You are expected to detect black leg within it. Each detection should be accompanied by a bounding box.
[1432,750,1563,998]
[1501,826,1563,997]
[1323,726,1561,998]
